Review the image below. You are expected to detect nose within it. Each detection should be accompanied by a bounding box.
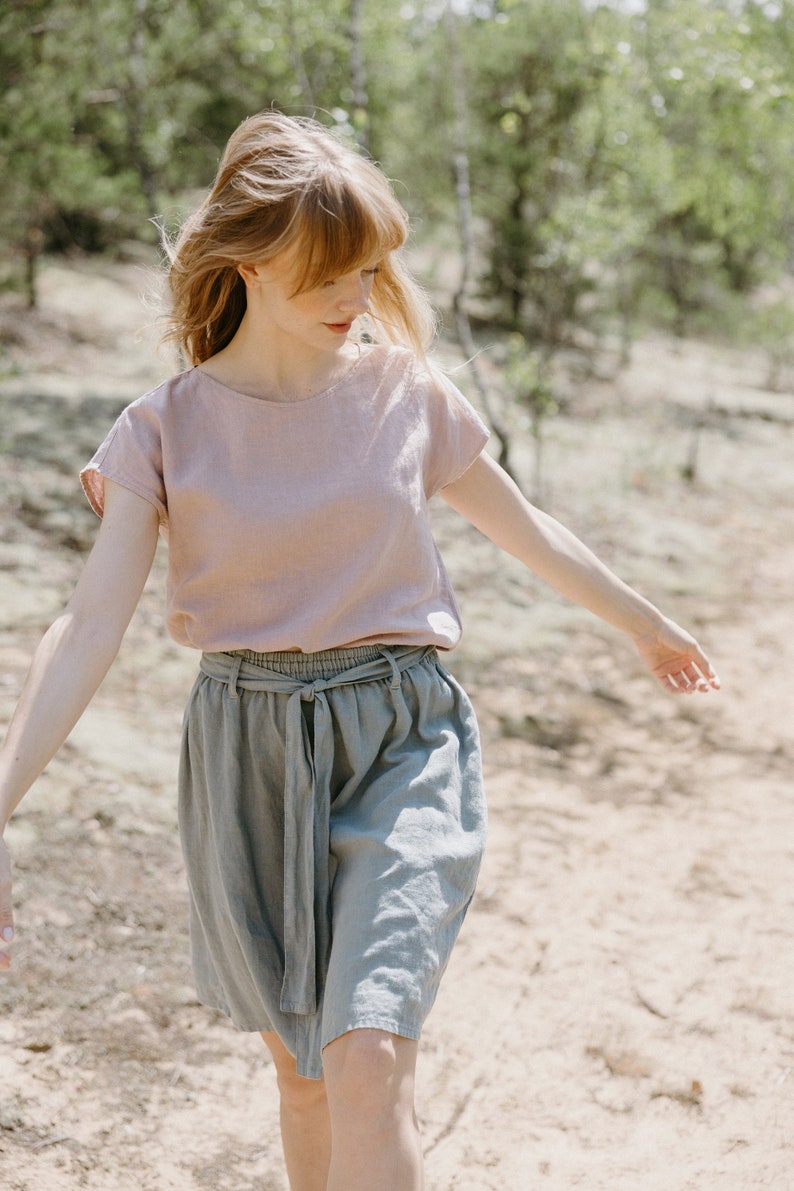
[338,272,372,315]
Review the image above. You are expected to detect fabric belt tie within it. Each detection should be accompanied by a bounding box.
[198,645,433,1018]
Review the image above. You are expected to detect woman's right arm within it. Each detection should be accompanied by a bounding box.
[0,479,160,968]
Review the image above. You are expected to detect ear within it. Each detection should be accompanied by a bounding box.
[237,261,265,288]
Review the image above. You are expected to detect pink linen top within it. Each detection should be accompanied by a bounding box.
[80,343,489,654]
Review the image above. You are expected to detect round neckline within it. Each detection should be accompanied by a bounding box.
[193,345,373,408]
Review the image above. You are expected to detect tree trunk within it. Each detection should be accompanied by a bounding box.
[444,3,516,481]
[283,0,315,110]
[349,0,369,153]
[127,0,158,218]
[24,224,44,310]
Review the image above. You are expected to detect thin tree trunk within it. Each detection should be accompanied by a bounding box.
[127,0,157,218]
[349,0,369,152]
[24,224,44,310]
[284,0,315,110]
[444,3,516,479]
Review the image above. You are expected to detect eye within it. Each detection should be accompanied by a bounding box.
[322,267,379,289]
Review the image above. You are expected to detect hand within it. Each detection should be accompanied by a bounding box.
[0,837,14,970]
[632,617,721,695]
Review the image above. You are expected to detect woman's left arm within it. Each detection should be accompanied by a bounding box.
[440,452,720,695]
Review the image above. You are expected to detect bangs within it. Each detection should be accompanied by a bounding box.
[287,174,408,295]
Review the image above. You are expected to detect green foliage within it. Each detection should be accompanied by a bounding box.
[0,4,138,249]
[502,333,560,503]
[446,0,794,339]
[1,0,792,340]
[631,0,794,311]
[465,1,598,328]
[503,334,558,427]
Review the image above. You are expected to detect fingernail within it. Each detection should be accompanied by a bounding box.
[2,927,13,942]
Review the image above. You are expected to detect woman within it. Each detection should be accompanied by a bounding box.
[0,112,718,1191]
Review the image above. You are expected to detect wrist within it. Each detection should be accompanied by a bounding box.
[626,605,666,642]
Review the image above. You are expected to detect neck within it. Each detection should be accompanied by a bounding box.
[200,313,359,402]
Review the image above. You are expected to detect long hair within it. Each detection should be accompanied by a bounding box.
[161,112,437,365]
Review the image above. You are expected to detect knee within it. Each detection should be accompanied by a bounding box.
[262,1032,327,1115]
[276,1064,328,1115]
[323,1030,413,1119]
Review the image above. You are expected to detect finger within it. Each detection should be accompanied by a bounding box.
[689,662,720,691]
[660,672,682,694]
[702,665,721,690]
[690,647,721,689]
[0,877,14,971]
[680,663,711,692]
[662,669,700,695]
[664,662,719,695]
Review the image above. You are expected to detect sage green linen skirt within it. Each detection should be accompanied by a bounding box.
[177,644,486,1080]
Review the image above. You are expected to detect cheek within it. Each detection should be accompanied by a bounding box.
[291,294,328,320]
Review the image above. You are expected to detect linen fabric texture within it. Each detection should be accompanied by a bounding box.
[179,644,486,1079]
[80,342,490,1079]
[80,344,489,654]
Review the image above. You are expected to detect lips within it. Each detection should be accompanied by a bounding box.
[324,322,352,334]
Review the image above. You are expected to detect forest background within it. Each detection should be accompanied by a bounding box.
[3,0,794,420]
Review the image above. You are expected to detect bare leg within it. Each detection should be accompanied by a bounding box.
[322,1029,424,1191]
[261,1031,331,1191]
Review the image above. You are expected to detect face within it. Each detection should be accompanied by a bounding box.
[240,247,379,357]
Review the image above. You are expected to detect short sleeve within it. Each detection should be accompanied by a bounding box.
[420,364,490,496]
[80,397,168,524]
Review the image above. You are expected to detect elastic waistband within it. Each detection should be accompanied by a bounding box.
[201,644,437,697]
[227,645,386,683]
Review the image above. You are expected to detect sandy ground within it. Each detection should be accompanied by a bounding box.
[0,258,793,1190]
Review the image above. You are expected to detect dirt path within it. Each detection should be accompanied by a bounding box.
[1,260,792,1189]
